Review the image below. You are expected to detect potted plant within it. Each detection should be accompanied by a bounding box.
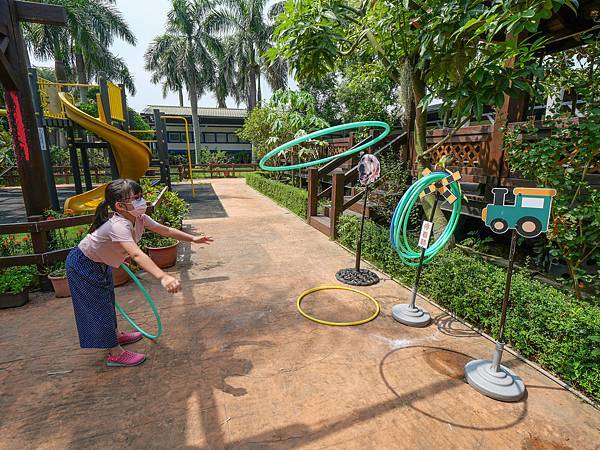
[140,232,179,268]
[47,262,70,298]
[0,265,36,308]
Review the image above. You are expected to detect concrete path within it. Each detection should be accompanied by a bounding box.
[0,178,598,449]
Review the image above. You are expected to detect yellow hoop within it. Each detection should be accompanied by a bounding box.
[296,285,380,326]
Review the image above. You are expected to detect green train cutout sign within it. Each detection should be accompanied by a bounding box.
[482,187,556,238]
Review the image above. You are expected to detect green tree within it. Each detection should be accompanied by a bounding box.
[145,0,221,155]
[238,90,328,166]
[270,0,574,228]
[335,61,398,124]
[209,0,288,110]
[25,0,137,100]
[505,37,600,299]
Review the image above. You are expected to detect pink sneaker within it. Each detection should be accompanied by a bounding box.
[117,331,143,345]
[106,350,146,367]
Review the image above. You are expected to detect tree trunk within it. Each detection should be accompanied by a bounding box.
[188,80,202,156]
[75,53,88,102]
[256,66,262,106]
[54,60,67,82]
[247,66,257,110]
[178,88,184,107]
[566,259,582,300]
[412,71,450,235]
[217,96,227,108]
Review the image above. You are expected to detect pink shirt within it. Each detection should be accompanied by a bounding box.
[78,214,162,268]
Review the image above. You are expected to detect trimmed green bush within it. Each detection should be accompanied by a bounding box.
[244,173,308,218]
[337,215,600,402]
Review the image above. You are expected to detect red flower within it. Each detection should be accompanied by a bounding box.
[46,216,55,220]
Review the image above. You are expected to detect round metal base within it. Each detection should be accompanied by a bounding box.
[335,268,380,286]
[464,359,526,402]
[391,303,431,327]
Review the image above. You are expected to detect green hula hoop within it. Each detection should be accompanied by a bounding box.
[259,121,391,171]
[114,264,163,340]
[390,172,462,267]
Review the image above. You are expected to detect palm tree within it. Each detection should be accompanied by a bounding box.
[24,0,136,101]
[145,0,221,155]
[209,0,288,110]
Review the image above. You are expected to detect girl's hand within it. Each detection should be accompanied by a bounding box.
[192,236,213,245]
[160,274,181,293]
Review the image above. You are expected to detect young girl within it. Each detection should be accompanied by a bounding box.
[66,179,212,367]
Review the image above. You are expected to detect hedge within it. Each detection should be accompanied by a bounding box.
[244,172,600,402]
[244,172,308,218]
[337,215,600,402]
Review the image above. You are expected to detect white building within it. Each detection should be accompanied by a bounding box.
[142,105,252,163]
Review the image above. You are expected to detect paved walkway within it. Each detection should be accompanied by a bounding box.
[0,178,598,449]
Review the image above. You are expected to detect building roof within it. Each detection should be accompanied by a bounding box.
[142,105,247,119]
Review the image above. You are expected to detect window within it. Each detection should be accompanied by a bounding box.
[521,197,544,209]
[216,133,227,143]
[204,132,215,143]
[167,132,180,143]
[227,133,239,143]
[179,131,193,143]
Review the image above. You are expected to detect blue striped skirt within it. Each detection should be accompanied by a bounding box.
[66,247,118,349]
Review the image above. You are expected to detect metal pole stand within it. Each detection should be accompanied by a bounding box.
[336,184,380,286]
[465,230,526,402]
[392,192,440,327]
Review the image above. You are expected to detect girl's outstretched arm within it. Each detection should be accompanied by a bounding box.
[146,221,213,245]
[118,241,181,293]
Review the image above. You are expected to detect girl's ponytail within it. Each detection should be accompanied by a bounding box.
[87,179,142,233]
[89,200,110,233]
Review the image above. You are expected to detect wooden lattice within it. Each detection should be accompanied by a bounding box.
[428,142,483,167]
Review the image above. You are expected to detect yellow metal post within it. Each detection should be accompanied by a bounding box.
[161,115,195,197]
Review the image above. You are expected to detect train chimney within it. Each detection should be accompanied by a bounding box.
[492,188,508,206]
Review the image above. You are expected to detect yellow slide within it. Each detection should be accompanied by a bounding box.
[59,92,151,213]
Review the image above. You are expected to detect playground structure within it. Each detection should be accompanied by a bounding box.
[34,77,184,213]
[0,0,185,217]
[3,70,181,214]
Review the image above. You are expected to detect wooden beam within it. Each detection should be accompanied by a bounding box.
[0,48,18,89]
[0,0,52,216]
[0,36,9,53]
[14,1,66,25]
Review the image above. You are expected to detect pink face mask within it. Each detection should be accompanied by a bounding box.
[129,198,147,217]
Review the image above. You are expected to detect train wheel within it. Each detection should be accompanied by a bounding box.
[490,218,509,234]
[517,217,542,238]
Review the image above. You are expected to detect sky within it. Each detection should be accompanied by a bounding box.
[29,0,295,112]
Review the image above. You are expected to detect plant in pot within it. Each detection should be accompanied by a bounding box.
[47,262,70,298]
[0,265,37,308]
[140,232,179,269]
[112,259,140,287]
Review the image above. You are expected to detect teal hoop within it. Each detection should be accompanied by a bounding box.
[259,121,391,171]
[390,172,462,267]
[114,264,163,340]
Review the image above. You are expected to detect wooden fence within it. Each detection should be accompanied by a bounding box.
[1,163,259,187]
[0,186,167,269]
[187,163,259,178]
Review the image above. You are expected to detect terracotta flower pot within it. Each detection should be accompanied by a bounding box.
[148,242,178,269]
[48,276,71,298]
[0,290,29,309]
[112,265,131,287]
